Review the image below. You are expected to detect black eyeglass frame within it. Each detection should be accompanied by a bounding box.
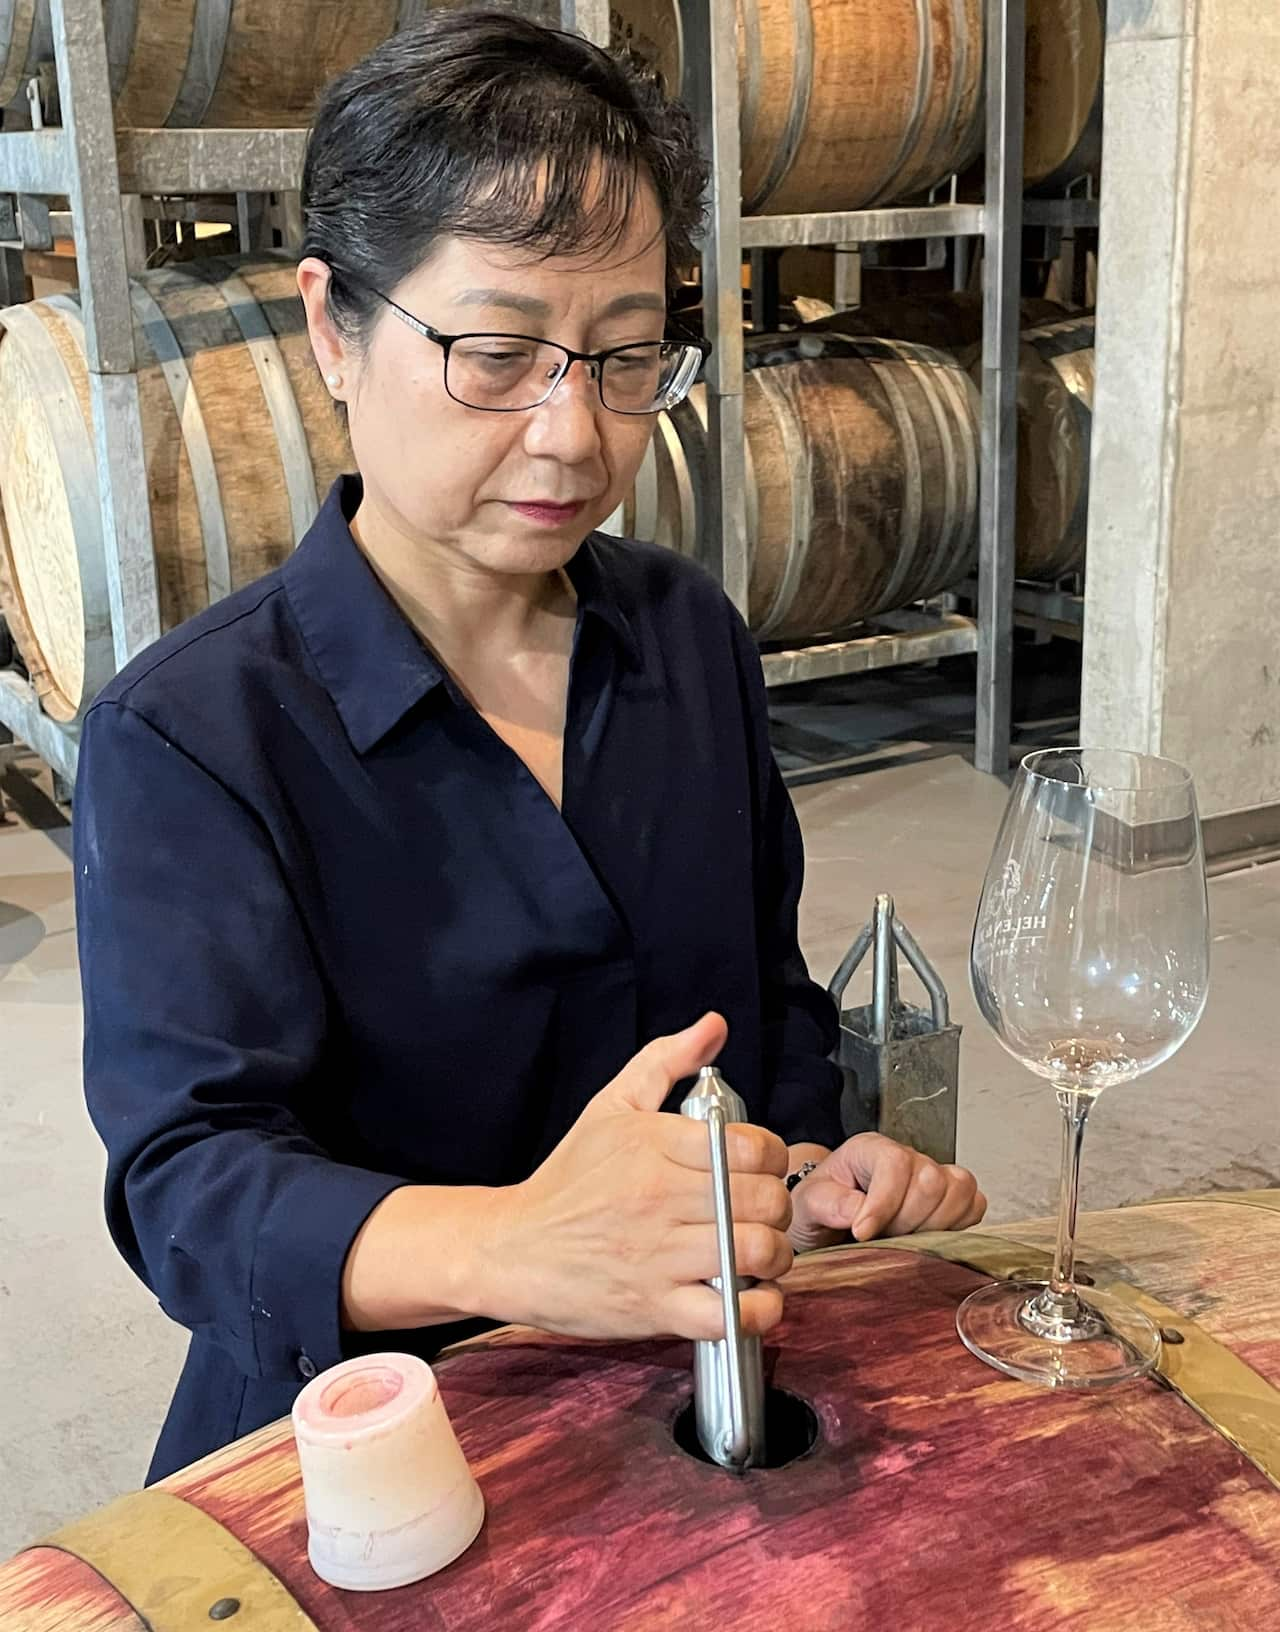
[330,269,711,415]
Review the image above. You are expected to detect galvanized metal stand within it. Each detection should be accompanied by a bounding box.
[829,895,962,1167]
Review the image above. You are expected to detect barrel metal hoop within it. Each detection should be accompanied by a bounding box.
[0,0,37,109]
[738,0,764,197]
[102,0,140,102]
[863,1230,1280,1493]
[865,0,933,209]
[1145,1190,1280,1216]
[905,342,980,586]
[128,280,233,605]
[27,1488,318,1631]
[743,0,813,215]
[879,338,965,595]
[930,0,973,184]
[860,344,925,615]
[169,0,233,127]
[664,394,703,558]
[200,261,320,543]
[752,367,812,640]
[629,432,661,542]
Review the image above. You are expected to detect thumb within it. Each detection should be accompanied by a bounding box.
[597,1012,729,1114]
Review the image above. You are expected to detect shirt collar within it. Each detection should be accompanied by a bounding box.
[285,476,642,755]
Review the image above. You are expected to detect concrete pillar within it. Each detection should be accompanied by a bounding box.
[1081,0,1280,818]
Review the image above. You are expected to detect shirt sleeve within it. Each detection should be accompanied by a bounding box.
[75,700,407,1384]
[725,608,846,1150]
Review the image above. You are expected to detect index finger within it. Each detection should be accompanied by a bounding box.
[848,1142,915,1240]
[663,1115,789,1178]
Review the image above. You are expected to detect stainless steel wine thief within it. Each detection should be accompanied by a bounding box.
[679,1066,767,1471]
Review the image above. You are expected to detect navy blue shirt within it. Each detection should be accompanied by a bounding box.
[75,475,842,1482]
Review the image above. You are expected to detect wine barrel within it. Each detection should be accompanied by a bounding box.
[804,291,1071,354]
[0,254,350,721]
[1025,0,1105,191]
[4,1192,1278,1629]
[1016,314,1095,579]
[611,0,985,215]
[621,333,979,642]
[0,1,418,126]
[808,300,1095,582]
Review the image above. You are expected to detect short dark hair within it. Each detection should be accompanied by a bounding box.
[301,9,707,348]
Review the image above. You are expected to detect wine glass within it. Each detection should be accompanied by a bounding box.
[959,748,1210,1386]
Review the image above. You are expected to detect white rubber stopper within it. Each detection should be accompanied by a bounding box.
[291,1352,485,1592]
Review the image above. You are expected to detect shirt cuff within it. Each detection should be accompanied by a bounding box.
[768,1059,846,1151]
[249,1158,408,1384]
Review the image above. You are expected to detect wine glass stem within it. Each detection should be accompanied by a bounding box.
[1048,1087,1093,1311]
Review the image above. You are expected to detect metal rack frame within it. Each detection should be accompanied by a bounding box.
[0,0,612,783]
[0,0,1047,781]
[683,0,1029,773]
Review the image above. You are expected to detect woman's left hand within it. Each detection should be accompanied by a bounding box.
[787,1135,987,1255]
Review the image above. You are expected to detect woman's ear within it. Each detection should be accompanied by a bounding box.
[297,258,352,398]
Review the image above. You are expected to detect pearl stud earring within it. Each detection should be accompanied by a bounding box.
[326,373,342,388]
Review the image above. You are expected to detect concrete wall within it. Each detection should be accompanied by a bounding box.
[1081,0,1280,817]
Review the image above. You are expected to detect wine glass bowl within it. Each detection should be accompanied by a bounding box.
[959,748,1210,1387]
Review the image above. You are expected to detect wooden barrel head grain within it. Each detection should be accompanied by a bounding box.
[3,1195,1279,1629]
[1024,0,1105,190]
[611,0,984,215]
[0,254,351,719]
[0,300,110,721]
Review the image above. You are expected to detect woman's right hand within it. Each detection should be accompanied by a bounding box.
[494,1013,794,1343]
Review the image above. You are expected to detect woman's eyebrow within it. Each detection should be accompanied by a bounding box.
[450,289,667,321]
[453,288,553,318]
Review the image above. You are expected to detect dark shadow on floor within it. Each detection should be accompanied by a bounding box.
[770,636,1082,788]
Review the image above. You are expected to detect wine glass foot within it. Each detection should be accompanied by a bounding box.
[956,1280,1162,1388]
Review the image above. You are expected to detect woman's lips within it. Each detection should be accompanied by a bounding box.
[507,501,587,527]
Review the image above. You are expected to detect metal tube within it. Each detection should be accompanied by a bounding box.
[114,129,307,196]
[891,917,951,1030]
[681,1068,765,1471]
[760,614,977,688]
[0,129,71,194]
[871,894,896,1044]
[739,204,984,249]
[826,921,874,1007]
[681,0,749,613]
[974,0,1026,775]
[706,1104,751,1468]
[0,672,81,785]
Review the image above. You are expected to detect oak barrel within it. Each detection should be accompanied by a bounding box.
[809,298,1095,581]
[0,1,418,126]
[1025,0,1105,191]
[3,1192,1278,1629]
[611,0,985,215]
[620,333,980,641]
[0,253,350,721]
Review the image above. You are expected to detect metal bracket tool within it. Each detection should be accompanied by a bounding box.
[829,894,961,1166]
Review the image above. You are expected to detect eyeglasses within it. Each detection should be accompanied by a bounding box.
[352,280,709,415]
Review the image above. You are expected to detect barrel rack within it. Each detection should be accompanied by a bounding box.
[0,0,1098,787]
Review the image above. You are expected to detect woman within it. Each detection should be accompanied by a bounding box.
[75,10,985,1484]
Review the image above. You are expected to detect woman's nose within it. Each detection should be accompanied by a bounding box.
[522,359,605,462]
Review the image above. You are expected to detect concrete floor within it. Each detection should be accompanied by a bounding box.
[1,746,1277,1557]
